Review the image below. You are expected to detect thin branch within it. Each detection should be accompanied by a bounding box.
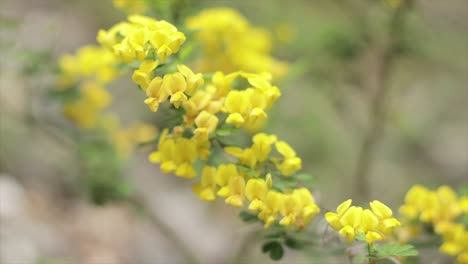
[353,3,411,201]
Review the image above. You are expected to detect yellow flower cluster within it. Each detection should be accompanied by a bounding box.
[57,46,119,129]
[141,63,204,112]
[57,44,156,159]
[186,8,288,79]
[192,165,320,230]
[225,133,301,176]
[58,45,119,88]
[100,13,320,230]
[439,223,468,264]
[399,185,466,229]
[325,199,401,244]
[98,15,186,63]
[399,185,468,263]
[62,81,112,129]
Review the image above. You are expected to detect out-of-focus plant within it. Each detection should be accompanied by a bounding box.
[43,1,420,262]
[397,185,468,263]
[10,0,465,263]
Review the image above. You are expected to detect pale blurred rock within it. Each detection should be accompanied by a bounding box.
[0,174,26,220]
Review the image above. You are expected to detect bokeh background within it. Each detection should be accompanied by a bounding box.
[1,0,467,263]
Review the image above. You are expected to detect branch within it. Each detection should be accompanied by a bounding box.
[353,3,412,201]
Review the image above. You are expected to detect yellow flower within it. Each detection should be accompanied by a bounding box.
[274,141,302,176]
[252,133,277,162]
[215,164,239,197]
[225,176,245,208]
[148,129,198,179]
[98,15,185,63]
[245,175,271,211]
[177,64,204,96]
[258,190,284,228]
[132,60,159,90]
[292,188,320,229]
[279,188,320,229]
[439,223,468,264]
[399,185,463,230]
[326,199,399,243]
[194,110,218,140]
[192,166,217,201]
[58,45,119,86]
[62,81,112,129]
[186,8,288,79]
[325,199,352,230]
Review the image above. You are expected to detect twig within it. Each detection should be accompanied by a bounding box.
[353,3,411,201]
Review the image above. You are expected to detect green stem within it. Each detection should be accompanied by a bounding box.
[368,243,377,264]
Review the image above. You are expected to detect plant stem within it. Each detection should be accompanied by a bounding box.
[368,243,377,264]
[353,3,411,201]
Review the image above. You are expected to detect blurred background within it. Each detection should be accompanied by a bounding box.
[0,0,467,263]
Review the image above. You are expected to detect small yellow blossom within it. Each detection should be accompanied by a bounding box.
[326,199,400,243]
[149,129,198,179]
[258,190,284,228]
[225,176,246,208]
[245,177,271,211]
[132,60,159,90]
[186,8,288,79]
[192,166,217,201]
[274,141,302,176]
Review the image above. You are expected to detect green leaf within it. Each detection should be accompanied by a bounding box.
[47,87,80,102]
[262,241,284,261]
[239,211,258,223]
[216,126,236,137]
[375,244,418,258]
[236,164,257,177]
[284,237,304,250]
[294,173,316,183]
[355,232,366,242]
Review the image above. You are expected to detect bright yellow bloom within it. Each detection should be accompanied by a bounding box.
[194,110,218,139]
[132,60,159,90]
[225,176,245,208]
[143,66,204,112]
[279,188,320,230]
[439,223,468,264]
[274,141,302,176]
[148,129,198,179]
[245,176,271,211]
[222,73,280,130]
[399,185,464,230]
[252,133,277,162]
[258,190,284,228]
[177,64,204,96]
[186,8,288,79]
[98,15,185,63]
[215,164,239,197]
[192,166,217,201]
[58,45,119,87]
[292,188,320,229]
[63,81,112,129]
[326,199,400,243]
